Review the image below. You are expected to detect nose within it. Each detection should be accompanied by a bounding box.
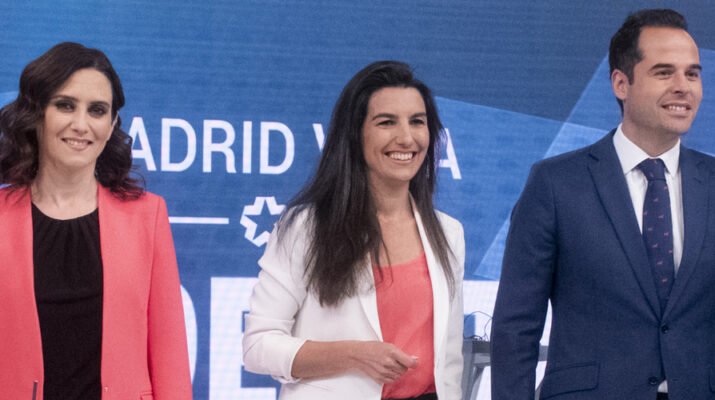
[671,72,691,95]
[70,110,90,134]
[394,121,416,146]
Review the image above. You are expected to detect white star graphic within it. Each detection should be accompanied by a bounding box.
[240,196,285,247]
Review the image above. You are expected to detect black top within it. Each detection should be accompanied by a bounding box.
[32,204,103,400]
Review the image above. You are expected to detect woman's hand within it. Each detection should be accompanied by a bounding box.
[291,340,417,383]
[347,341,418,383]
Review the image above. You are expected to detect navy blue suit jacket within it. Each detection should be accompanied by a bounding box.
[491,132,715,399]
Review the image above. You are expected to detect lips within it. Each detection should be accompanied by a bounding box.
[62,138,92,150]
[386,151,415,161]
[662,102,691,112]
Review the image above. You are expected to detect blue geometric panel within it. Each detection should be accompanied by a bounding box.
[476,49,715,281]
[434,97,564,280]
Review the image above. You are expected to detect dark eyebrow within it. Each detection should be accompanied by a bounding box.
[371,113,397,121]
[370,112,427,121]
[649,63,702,71]
[50,94,78,102]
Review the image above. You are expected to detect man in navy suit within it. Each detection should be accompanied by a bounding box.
[491,9,715,400]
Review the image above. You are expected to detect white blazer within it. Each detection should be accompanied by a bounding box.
[242,206,465,400]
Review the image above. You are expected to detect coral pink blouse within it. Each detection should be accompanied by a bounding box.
[373,252,436,399]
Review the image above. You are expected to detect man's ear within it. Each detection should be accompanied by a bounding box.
[611,69,629,102]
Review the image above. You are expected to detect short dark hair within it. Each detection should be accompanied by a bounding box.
[281,60,455,306]
[609,9,688,111]
[0,42,143,199]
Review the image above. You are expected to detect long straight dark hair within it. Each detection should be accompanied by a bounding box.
[280,60,455,306]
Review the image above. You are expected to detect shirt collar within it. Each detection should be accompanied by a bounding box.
[613,124,680,176]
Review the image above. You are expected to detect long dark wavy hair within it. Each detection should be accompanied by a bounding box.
[0,41,143,199]
[280,60,455,306]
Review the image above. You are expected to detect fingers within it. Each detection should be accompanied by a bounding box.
[383,356,408,376]
[393,350,418,370]
[373,366,402,384]
[356,341,417,383]
[363,359,400,383]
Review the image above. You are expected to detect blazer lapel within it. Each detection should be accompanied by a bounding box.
[1,189,34,297]
[588,132,661,318]
[663,147,709,318]
[357,263,383,340]
[412,201,449,359]
[97,186,123,362]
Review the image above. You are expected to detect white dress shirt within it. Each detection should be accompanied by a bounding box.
[613,124,684,393]
[613,125,684,271]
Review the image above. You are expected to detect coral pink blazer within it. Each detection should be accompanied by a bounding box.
[0,186,192,400]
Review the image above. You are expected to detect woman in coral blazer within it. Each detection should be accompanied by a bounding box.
[0,42,191,400]
[243,61,464,400]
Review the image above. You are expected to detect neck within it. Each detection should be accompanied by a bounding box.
[370,181,412,221]
[621,122,680,157]
[31,166,98,218]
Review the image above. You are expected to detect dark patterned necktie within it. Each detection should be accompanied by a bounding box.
[637,158,675,312]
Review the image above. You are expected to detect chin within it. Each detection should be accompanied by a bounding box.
[666,124,694,136]
[657,118,693,136]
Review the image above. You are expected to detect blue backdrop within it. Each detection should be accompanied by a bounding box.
[3,1,715,398]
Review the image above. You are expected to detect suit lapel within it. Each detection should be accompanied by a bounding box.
[664,147,708,318]
[588,132,662,318]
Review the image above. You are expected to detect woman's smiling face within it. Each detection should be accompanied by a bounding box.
[37,68,114,176]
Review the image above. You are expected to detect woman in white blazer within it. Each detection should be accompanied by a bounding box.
[243,61,464,400]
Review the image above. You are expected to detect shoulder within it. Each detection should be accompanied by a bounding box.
[0,185,19,202]
[433,210,465,277]
[530,131,616,174]
[679,146,715,190]
[264,205,314,259]
[0,186,29,212]
[434,209,463,235]
[132,190,165,209]
[434,209,465,254]
[531,143,596,175]
[520,137,616,195]
[258,206,314,282]
[683,146,715,170]
[276,205,314,238]
[100,186,165,211]
[98,187,169,229]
